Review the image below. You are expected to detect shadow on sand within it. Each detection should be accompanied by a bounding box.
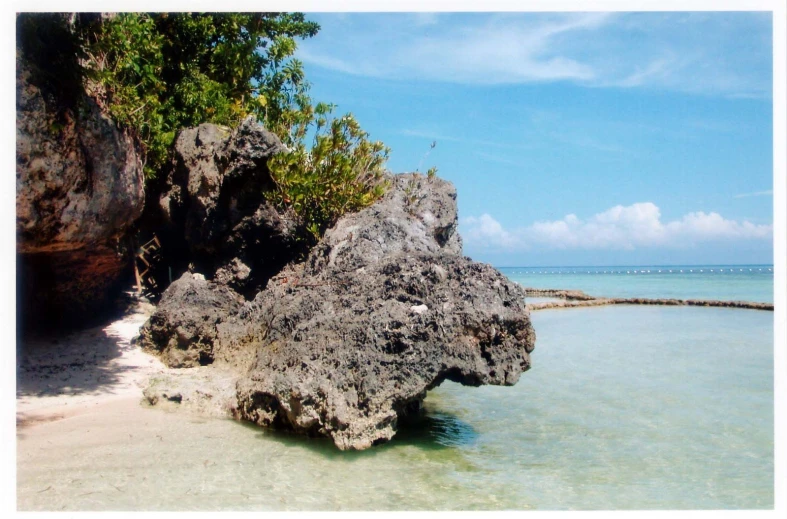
[16,310,147,403]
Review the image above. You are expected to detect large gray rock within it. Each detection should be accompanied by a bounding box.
[141,173,536,450]
[137,272,243,368]
[154,117,298,294]
[230,174,535,450]
[234,253,534,450]
[306,173,462,273]
[16,60,144,253]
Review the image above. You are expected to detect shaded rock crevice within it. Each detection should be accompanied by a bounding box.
[140,117,302,299]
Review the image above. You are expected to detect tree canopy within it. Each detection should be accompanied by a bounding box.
[18,12,392,241]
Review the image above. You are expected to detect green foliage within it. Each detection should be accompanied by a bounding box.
[18,12,390,240]
[75,12,320,177]
[79,14,167,175]
[267,104,390,242]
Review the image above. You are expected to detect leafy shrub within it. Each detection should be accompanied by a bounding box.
[267,103,390,242]
[74,12,320,177]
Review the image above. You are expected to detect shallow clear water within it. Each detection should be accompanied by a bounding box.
[526,296,564,304]
[500,265,774,303]
[18,305,773,511]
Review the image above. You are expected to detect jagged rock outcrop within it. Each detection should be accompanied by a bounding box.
[226,174,536,450]
[137,273,244,368]
[16,28,145,326]
[141,169,536,450]
[148,117,299,295]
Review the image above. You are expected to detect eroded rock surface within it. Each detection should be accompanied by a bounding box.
[142,173,536,450]
[150,117,299,295]
[16,40,145,325]
[16,61,144,254]
[230,174,535,450]
[234,253,534,450]
[137,273,243,368]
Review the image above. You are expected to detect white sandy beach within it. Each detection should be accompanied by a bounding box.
[16,298,254,511]
[16,300,162,428]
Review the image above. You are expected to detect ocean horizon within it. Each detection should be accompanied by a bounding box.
[498,264,774,303]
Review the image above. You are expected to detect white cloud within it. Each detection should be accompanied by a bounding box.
[299,12,606,85]
[463,214,516,248]
[462,202,772,252]
[297,12,771,98]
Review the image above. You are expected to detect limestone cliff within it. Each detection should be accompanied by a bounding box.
[16,17,145,326]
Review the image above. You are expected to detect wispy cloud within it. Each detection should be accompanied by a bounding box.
[298,12,771,99]
[462,203,772,252]
[733,190,773,199]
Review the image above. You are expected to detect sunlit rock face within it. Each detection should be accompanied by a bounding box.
[230,174,536,450]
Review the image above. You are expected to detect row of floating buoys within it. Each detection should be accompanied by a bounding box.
[503,267,773,275]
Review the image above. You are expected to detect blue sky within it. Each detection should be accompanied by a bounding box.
[294,11,773,267]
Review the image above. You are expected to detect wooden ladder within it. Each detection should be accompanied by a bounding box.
[134,235,162,294]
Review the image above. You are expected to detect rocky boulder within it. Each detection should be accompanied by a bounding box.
[16,62,144,254]
[137,272,243,368]
[304,173,462,273]
[150,117,299,295]
[141,173,536,450]
[229,174,535,450]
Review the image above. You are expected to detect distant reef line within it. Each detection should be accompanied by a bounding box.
[524,288,773,312]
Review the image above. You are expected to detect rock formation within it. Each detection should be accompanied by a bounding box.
[136,273,244,368]
[144,117,299,296]
[140,172,537,450]
[16,13,293,326]
[16,21,145,326]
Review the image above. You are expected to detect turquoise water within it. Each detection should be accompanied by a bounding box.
[500,265,774,303]
[427,306,773,509]
[17,268,774,510]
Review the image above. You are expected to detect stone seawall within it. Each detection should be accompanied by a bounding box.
[524,288,773,311]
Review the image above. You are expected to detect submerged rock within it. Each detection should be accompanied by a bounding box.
[523,287,775,312]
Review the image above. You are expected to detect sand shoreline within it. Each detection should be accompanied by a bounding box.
[16,300,163,429]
